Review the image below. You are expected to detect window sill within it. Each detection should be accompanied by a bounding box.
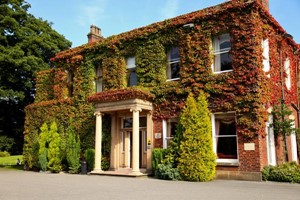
[217,162,240,167]
[166,78,180,82]
[213,69,233,74]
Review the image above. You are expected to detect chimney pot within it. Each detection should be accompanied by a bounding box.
[87,25,103,44]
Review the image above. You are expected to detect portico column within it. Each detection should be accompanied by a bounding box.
[92,111,103,173]
[130,107,142,174]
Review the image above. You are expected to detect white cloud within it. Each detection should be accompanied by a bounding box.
[77,0,107,27]
[160,0,179,19]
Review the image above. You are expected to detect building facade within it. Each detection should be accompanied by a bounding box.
[24,0,300,180]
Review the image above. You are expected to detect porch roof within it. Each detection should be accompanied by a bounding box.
[94,98,153,113]
[88,88,154,113]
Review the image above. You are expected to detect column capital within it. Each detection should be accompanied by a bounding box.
[130,107,142,113]
[94,111,103,117]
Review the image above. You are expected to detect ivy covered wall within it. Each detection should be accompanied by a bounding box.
[24,0,300,171]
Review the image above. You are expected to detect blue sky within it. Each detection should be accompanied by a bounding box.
[26,0,300,47]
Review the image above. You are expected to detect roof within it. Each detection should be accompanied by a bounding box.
[51,0,299,62]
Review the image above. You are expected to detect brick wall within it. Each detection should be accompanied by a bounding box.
[153,119,163,148]
[237,135,261,172]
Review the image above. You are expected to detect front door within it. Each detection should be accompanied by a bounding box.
[120,130,147,168]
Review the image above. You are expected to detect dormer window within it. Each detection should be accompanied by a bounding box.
[95,66,103,93]
[126,57,137,86]
[212,33,232,73]
[167,47,180,81]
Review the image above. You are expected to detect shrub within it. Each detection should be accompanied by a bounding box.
[152,148,167,177]
[102,156,110,171]
[262,165,272,181]
[0,151,10,157]
[262,162,300,183]
[37,121,62,172]
[0,136,15,152]
[59,125,68,171]
[38,150,48,171]
[38,123,49,171]
[47,122,62,173]
[66,120,81,174]
[177,92,216,182]
[157,163,181,180]
[23,131,39,170]
[84,149,95,172]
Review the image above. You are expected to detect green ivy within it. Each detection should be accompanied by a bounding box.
[136,39,167,87]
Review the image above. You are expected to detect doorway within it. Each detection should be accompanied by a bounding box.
[121,129,147,168]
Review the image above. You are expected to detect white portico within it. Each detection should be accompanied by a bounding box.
[90,96,153,176]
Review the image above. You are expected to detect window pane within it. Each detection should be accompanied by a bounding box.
[220,52,232,71]
[215,113,237,159]
[123,118,133,128]
[167,47,180,80]
[213,33,232,72]
[284,58,291,89]
[171,62,180,79]
[219,33,231,50]
[217,137,237,159]
[170,47,179,61]
[126,57,135,69]
[123,117,147,128]
[170,122,177,137]
[96,79,103,92]
[140,117,147,127]
[96,66,102,77]
[128,69,137,86]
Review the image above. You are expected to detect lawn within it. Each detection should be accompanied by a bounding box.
[0,155,23,166]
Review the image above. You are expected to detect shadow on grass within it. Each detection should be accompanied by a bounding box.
[0,165,24,171]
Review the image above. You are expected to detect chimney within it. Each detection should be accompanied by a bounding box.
[87,25,103,43]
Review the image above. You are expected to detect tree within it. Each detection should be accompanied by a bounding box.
[66,120,81,174]
[177,92,216,182]
[0,135,15,152]
[0,0,71,154]
[38,123,49,171]
[47,121,62,172]
[271,101,297,162]
[38,121,62,172]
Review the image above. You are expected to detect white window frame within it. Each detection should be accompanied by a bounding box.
[284,58,291,90]
[162,118,178,149]
[121,116,147,129]
[95,66,103,93]
[166,47,180,81]
[266,113,276,166]
[262,39,270,74]
[162,120,168,149]
[212,33,233,74]
[290,117,298,163]
[126,57,137,86]
[211,112,239,164]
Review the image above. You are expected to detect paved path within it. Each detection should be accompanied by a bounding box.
[0,168,300,200]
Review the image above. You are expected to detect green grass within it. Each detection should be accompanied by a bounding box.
[0,155,23,166]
